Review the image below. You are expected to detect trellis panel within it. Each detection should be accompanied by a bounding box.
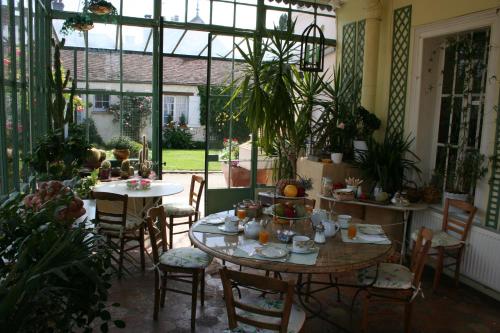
[386,5,412,137]
[341,20,365,112]
[486,110,500,229]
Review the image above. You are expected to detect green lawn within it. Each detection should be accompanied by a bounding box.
[163,149,221,171]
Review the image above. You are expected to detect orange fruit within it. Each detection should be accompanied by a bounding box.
[283,184,298,197]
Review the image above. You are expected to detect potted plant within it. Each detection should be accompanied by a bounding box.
[353,106,381,160]
[86,0,118,15]
[353,132,421,196]
[99,159,112,180]
[220,138,249,186]
[61,13,94,35]
[109,136,133,161]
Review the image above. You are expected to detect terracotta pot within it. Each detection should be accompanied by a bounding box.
[73,23,94,32]
[89,4,113,15]
[221,163,250,187]
[99,168,111,180]
[113,149,130,161]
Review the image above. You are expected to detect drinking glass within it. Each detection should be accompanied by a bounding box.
[237,207,247,220]
[348,224,357,239]
[259,229,270,245]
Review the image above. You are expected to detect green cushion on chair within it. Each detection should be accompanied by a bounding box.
[159,247,212,268]
[163,203,196,217]
[411,229,462,248]
[358,263,414,290]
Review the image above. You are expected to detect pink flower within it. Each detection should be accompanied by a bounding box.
[337,122,345,129]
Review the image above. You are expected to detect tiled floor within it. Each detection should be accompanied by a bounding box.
[107,254,500,333]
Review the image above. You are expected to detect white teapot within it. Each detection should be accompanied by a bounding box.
[244,219,261,239]
[321,219,340,238]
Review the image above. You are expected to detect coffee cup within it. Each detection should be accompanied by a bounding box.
[292,235,315,253]
[337,214,352,228]
[224,216,239,232]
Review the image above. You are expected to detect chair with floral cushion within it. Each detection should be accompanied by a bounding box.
[410,198,476,291]
[220,267,306,333]
[162,175,205,249]
[356,227,433,333]
[92,191,145,276]
[146,206,212,331]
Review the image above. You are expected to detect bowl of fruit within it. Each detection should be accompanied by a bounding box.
[275,178,312,198]
[266,202,311,224]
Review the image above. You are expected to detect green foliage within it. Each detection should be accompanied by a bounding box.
[354,106,381,140]
[198,86,250,148]
[61,13,93,35]
[219,138,239,161]
[162,125,194,149]
[353,133,422,194]
[129,141,143,158]
[107,136,134,151]
[0,186,123,331]
[28,125,91,180]
[101,160,112,169]
[444,150,489,194]
[108,96,152,142]
[81,118,105,146]
[74,170,99,199]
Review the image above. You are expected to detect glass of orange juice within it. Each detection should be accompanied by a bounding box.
[348,224,357,239]
[259,229,270,245]
[237,207,246,220]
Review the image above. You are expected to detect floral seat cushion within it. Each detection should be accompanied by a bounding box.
[411,229,462,248]
[98,215,144,235]
[159,247,212,268]
[358,263,414,289]
[223,296,305,333]
[163,203,196,217]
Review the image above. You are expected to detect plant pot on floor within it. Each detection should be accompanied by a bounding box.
[331,153,343,164]
[113,149,130,161]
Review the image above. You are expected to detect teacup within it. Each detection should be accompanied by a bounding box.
[337,214,352,228]
[292,235,315,253]
[224,216,239,232]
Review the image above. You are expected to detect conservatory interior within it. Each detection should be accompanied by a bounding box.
[1,0,500,332]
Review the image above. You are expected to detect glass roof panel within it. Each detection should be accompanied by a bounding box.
[162,0,186,23]
[211,35,236,58]
[87,23,118,50]
[54,0,82,12]
[174,30,209,55]
[266,9,288,30]
[122,25,153,52]
[53,19,86,48]
[163,28,186,53]
[122,0,154,18]
[212,1,234,27]
[235,4,257,30]
[316,15,336,40]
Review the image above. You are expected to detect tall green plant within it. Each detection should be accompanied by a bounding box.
[48,38,76,132]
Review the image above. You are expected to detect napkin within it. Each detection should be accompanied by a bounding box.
[357,234,389,242]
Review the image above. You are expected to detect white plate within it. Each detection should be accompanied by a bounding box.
[288,246,319,254]
[255,246,288,259]
[358,226,384,235]
[218,225,244,233]
[203,217,224,225]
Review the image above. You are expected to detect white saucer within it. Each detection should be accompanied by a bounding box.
[255,246,288,259]
[218,225,244,233]
[288,246,319,254]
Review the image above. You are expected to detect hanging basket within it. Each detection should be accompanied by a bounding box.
[73,23,94,32]
[89,4,113,15]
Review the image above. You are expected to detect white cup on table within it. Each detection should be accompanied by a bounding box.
[224,216,239,232]
[292,236,315,253]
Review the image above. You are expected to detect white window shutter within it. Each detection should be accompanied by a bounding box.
[188,95,201,127]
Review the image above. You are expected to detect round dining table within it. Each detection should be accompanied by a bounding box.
[189,214,392,274]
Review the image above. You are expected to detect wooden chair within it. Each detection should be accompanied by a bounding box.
[220,267,306,333]
[162,175,205,249]
[92,191,145,276]
[411,198,477,290]
[146,206,212,331]
[356,227,433,333]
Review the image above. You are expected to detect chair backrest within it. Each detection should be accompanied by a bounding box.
[219,267,295,333]
[146,206,169,264]
[443,199,477,242]
[189,175,205,212]
[410,227,433,287]
[91,191,128,233]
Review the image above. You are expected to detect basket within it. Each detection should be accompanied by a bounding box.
[422,186,441,204]
[404,182,423,203]
[333,189,355,201]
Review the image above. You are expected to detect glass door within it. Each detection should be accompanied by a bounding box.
[204,33,254,214]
